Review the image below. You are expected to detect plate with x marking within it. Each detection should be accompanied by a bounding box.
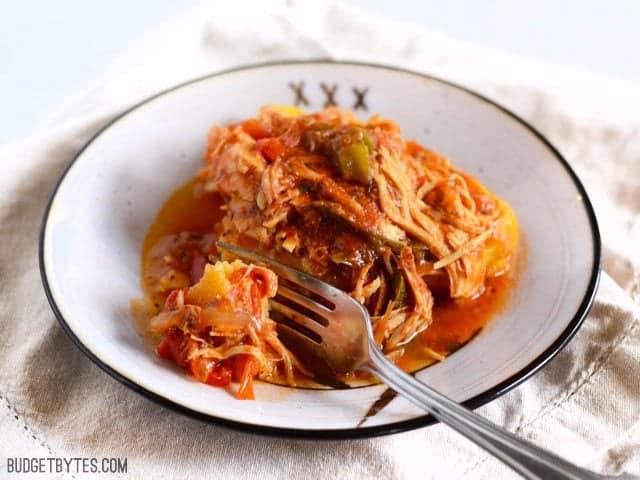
[40,60,599,438]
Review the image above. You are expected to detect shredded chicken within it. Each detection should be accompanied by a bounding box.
[148,260,303,399]
[196,106,515,353]
[143,106,518,399]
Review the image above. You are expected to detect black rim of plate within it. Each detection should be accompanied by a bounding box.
[39,59,601,440]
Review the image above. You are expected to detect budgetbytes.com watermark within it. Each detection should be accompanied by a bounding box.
[5,457,127,475]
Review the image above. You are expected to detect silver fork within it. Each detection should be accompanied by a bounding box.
[219,242,637,480]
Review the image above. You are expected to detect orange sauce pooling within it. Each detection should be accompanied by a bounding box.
[141,180,515,382]
[141,180,225,300]
[396,274,512,373]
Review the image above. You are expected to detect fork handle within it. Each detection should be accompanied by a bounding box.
[365,345,630,480]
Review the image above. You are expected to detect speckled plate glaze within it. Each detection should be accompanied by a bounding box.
[40,60,600,439]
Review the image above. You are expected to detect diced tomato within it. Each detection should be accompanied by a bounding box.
[249,283,262,318]
[234,355,257,400]
[156,338,172,359]
[164,289,182,311]
[473,194,496,214]
[206,365,232,387]
[190,253,206,284]
[230,354,244,382]
[209,335,226,347]
[242,119,270,140]
[258,138,287,162]
[164,327,191,368]
[236,377,254,400]
[247,267,274,297]
[229,266,247,284]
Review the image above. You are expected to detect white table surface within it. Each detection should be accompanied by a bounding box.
[1,0,639,145]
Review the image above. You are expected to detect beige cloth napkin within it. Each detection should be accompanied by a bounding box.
[1,1,639,478]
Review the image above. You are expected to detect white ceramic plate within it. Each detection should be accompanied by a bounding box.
[40,61,600,438]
